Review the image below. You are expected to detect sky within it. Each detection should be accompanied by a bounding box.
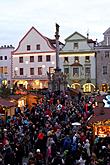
[0,0,110,47]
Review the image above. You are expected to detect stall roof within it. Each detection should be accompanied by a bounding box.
[9,95,22,100]
[0,97,16,107]
[88,107,110,124]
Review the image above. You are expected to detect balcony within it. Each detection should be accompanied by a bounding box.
[12,74,48,80]
[70,74,85,80]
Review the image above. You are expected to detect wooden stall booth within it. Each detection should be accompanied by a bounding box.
[0,97,16,117]
[88,94,110,138]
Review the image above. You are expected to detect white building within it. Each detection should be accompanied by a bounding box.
[0,45,14,86]
[59,32,96,93]
[12,26,63,90]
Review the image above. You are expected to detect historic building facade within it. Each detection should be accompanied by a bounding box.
[0,45,14,87]
[11,26,61,90]
[95,27,110,92]
[59,32,96,93]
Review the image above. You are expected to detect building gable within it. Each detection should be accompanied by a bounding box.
[103,27,110,35]
[13,26,55,54]
[65,32,87,42]
[61,31,93,52]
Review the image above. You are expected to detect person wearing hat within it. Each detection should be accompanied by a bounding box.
[35,149,44,165]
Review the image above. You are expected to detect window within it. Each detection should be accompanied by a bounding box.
[74,43,78,49]
[0,67,3,73]
[85,56,90,62]
[74,56,79,62]
[30,56,34,62]
[36,44,40,50]
[64,68,69,74]
[85,67,91,76]
[4,67,7,74]
[30,68,34,75]
[103,66,107,74]
[20,68,23,75]
[0,56,3,60]
[46,55,51,62]
[38,56,42,62]
[27,45,31,51]
[4,56,7,60]
[38,67,42,75]
[49,67,54,73]
[19,57,23,63]
[64,57,68,62]
[73,68,79,76]
[105,51,109,58]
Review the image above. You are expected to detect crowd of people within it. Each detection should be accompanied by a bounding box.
[0,90,110,165]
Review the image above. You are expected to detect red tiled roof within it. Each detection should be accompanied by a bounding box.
[87,39,96,44]
[46,38,64,49]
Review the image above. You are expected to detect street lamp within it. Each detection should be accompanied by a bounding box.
[52,61,55,65]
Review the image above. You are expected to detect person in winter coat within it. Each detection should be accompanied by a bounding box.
[63,135,71,150]
[84,139,91,157]
[51,152,65,165]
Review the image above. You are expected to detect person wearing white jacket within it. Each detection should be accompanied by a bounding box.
[84,139,91,157]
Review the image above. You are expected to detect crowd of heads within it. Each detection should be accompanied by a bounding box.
[0,90,110,165]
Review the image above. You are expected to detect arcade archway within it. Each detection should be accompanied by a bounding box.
[71,83,81,89]
[83,83,95,93]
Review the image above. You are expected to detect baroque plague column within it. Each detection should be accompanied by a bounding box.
[47,24,67,92]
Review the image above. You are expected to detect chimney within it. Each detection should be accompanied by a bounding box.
[87,33,89,39]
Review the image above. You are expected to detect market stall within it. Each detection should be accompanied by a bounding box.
[0,97,16,117]
[88,107,110,138]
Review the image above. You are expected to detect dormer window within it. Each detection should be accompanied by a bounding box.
[27,45,31,51]
[36,44,40,50]
[74,56,79,63]
[74,42,78,49]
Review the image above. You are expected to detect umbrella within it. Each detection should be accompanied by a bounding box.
[72,122,81,126]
